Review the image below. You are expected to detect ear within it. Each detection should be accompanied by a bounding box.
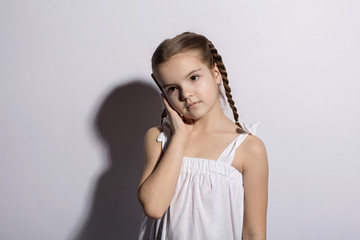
[212,64,222,85]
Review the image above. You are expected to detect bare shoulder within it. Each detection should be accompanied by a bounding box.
[233,134,268,173]
[243,134,267,155]
[143,125,163,158]
[241,134,268,173]
[144,125,163,141]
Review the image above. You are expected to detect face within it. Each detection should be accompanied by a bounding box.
[154,50,222,120]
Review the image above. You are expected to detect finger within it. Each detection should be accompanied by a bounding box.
[161,95,171,112]
[161,95,184,121]
[161,95,176,113]
[162,96,177,120]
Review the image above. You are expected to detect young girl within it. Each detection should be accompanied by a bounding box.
[137,32,268,240]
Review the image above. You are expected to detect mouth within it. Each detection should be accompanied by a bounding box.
[187,102,199,109]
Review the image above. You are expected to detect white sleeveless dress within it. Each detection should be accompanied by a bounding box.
[138,118,259,240]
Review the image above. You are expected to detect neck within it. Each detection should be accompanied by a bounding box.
[188,100,235,136]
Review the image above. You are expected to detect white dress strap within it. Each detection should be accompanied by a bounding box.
[218,121,260,165]
[156,115,173,151]
[217,134,249,165]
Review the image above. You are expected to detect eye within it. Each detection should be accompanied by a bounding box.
[190,75,199,81]
[167,87,177,93]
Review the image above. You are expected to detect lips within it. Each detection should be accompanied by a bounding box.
[187,102,199,109]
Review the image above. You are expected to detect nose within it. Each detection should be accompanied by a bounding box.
[179,84,193,100]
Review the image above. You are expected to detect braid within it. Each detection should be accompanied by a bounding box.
[160,108,167,125]
[208,40,243,130]
[151,32,245,131]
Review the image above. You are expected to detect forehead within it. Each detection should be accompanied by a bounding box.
[156,51,207,84]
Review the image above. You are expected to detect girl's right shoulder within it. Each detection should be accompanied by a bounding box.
[143,126,164,152]
[144,125,163,141]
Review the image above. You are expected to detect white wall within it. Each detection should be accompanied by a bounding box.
[1,0,359,239]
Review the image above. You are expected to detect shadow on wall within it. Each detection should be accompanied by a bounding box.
[73,80,163,240]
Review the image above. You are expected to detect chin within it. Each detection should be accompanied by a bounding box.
[184,115,200,121]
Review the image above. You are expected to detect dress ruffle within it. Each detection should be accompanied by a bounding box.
[182,157,243,182]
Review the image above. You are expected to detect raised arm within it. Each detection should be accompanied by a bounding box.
[242,135,269,240]
[137,95,193,219]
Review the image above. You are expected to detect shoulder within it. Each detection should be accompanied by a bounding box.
[143,126,163,170]
[144,125,162,140]
[233,134,268,173]
[143,126,163,148]
[243,134,267,155]
[241,134,268,173]
[144,126,162,152]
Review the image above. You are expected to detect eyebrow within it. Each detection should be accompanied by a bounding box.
[162,68,202,88]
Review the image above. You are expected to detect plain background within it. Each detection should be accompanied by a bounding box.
[1,0,359,239]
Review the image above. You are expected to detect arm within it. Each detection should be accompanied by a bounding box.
[137,127,188,219]
[242,135,269,240]
[138,94,193,219]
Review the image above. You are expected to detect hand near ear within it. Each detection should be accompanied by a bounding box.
[161,94,193,138]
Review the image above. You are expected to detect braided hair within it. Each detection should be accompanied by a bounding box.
[151,32,244,130]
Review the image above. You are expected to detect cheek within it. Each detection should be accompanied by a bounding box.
[167,94,182,109]
[167,92,179,102]
[198,79,217,96]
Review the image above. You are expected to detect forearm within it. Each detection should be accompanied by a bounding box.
[138,134,187,219]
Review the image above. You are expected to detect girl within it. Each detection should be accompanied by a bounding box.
[137,32,268,240]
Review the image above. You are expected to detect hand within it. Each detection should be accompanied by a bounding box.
[161,94,193,138]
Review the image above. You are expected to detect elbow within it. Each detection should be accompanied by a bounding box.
[138,189,167,220]
[242,229,266,240]
[242,222,266,240]
[143,205,166,220]
[242,234,266,240]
